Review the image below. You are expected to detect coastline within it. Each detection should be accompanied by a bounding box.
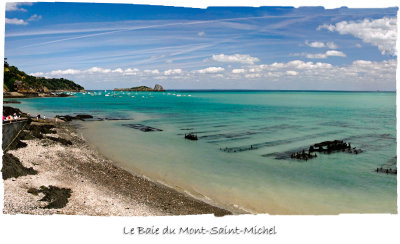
[3,91,75,99]
[2,118,232,216]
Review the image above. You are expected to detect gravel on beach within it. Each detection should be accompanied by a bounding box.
[2,121,232,216]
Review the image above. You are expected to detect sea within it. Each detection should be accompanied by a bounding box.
[7,90,397,214]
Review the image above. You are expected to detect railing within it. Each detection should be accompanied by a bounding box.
[2,118,29,124]
[2,119,29,150]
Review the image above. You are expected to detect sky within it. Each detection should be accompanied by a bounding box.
[3,2,398,90]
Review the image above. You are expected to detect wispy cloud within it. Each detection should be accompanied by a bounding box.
[28,14,42,22]
[305,41,338,49]
[232,68,245,74]
[292,50,346,59]
[17,15,294,48]
[211,54,260,64]
[164,69,182,75]
[305,41,325,48]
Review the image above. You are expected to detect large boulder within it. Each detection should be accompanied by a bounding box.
[153,84,165,91]
[3,106,23,116]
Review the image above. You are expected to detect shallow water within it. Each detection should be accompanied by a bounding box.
[9,90,397,214]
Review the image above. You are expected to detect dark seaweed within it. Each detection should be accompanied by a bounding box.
[2,153,37,180]
[220,131,342,153]
[122,124,163,132]
[184,133,198,140]
[37,185,72,209]
[288,140,362,161]
[46,136,73,146]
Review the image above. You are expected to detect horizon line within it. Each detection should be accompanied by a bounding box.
[85,89,396,92]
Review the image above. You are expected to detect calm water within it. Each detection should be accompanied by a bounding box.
[8,91,397,214]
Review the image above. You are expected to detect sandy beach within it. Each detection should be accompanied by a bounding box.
[2,119,231,216]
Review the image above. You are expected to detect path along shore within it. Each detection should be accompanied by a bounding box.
[2,115,231,216]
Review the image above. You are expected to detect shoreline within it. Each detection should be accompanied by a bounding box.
[3,91,77,99]
[77,126,244,214]
[2,117,232,216]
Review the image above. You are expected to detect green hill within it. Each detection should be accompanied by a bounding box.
[3,60,84,92]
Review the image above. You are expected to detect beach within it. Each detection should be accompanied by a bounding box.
[2,118,231,216]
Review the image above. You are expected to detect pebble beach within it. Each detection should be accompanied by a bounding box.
[2,120,231,216]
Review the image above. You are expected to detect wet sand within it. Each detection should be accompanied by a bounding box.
[2,120,231,216]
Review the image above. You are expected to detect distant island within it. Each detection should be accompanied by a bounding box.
[3,59,84,98]
[114,84,165,92]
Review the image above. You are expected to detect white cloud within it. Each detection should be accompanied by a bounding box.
[29,59,396,90]
[352,60,372,66]
[286,70,298,76]
[318,17,397,55]
[5,14,42,25]
[28,14,42,22]
[144,69,160,74]
[197,31,205,36]
[302,50,346,59]
[249,60,333,73]
[305,41,325,48]
[211,54,260,64]
[283,60,333,69]
[29,72,44,77]
[196,67,225,74]
[232,69,246,74]
[5,18,27,25]
[50,69,81,76]
[245,73,261,78]
[87,67,111,73]
[164,69,182,75]
[124,68,139,75]
[325,50,346,57]
[6,3,32,12]
[112,68,123,73]
[326,42,338,49]
[306,53,329,59]
[305,41,338,49]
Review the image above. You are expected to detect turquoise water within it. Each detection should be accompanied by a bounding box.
[8,91,397,214]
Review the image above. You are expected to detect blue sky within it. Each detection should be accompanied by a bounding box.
[4,2,398,90]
